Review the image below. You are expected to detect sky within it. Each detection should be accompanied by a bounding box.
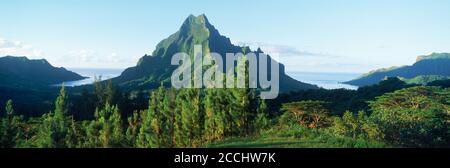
[1,0,450,73]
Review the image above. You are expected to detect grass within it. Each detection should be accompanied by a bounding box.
[206,124,387,148]
[206,137,330,148]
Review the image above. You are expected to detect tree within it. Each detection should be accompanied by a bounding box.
[54,85,68,132]
[137,86,164,148]
[253,99,269,134]
[369,86,450,147]
[203,89,223,141]
[83,118,102,147]
[175,88,203,147]
[35,86,69,148]
[126,111,141,147]
[65,116,81,148]
[96,103,124,148]
[94,76,106,108]
[159,87,177,147]
[281,100,331,128]
[204,88,232,141]
[105,79,122,106]
[0,100,23,148]
[231,53,257,135]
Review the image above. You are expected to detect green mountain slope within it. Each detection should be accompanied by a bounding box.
[401,75,450,85]
[113,14,318,92]
[344,53,450,86]
[0,56,86,89]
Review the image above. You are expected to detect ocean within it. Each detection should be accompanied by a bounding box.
[286,71,360,90]
[57,68,124,87]
[61,68,360,90]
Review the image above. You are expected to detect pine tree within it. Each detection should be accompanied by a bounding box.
[203,89,216,142]
[94,76,105,108]
[175,88,203,147]
[253,99,269,134]
[204,88,227,141]
[126,111,141,147]
[84,116,102,147]
[54,85,68,133]
[0,100,23,148]
[35,85,69,148]
[230,54,255,135]
[65,116,80,148]
[105,79,120,105]
[137,90,160,148]
[159,87,177,147]
[174,91,184,147]
[97,103,124,148]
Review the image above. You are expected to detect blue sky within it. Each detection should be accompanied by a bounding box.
[1,0,450,73]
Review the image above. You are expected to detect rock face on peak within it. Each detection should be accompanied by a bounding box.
[0,56,86,89]
[345,53,450,86]
[113,15,318,91]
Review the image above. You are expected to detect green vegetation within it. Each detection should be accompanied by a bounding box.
[369,86,450,147]
[1,81,449,148]
[401,75,450,85]
[0,79,270,148]
[208,86,449,148]
[0,100,24,147]
[345,53,450,86]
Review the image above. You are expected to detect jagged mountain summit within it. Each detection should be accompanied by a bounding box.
[113,14,318,92]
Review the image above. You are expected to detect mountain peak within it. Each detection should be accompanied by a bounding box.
[151,14,225,58]
[183,14,209,24]
[116,15,319,92]
[180,14,213,35]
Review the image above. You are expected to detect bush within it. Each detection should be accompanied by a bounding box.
[329,111,383,141]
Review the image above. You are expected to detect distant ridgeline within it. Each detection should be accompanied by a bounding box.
[0,56,86,89]
[345,53,450,86]
[112,14,318,92]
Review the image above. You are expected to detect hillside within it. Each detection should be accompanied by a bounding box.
[0,56,86,89]
[344,53,450,86]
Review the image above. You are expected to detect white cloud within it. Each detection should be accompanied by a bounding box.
[66,49,98,62]
[231,41,375,73]
[61,49,127,68]
[236,41,339,58]
[0,37,136,68]
[0,37,44,58]
[107,52,122,63]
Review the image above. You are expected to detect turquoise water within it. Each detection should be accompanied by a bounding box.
[59,68,360,90]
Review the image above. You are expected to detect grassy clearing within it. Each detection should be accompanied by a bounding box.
[206,124,387,148]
